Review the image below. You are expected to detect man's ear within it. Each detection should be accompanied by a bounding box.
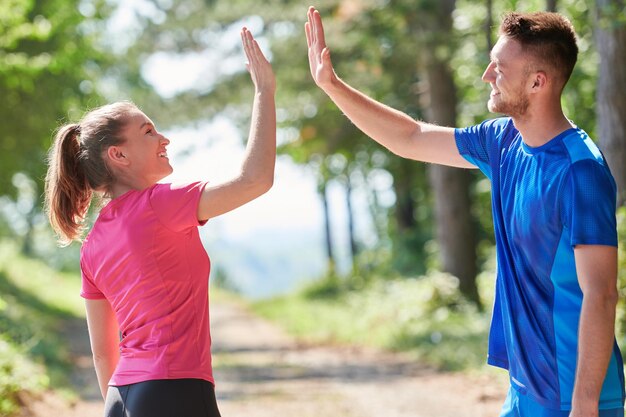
[106,146,130,167]
[530,71,547,92]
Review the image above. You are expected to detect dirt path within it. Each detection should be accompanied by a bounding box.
[24,299,506,417]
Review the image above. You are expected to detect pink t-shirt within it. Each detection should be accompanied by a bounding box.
[80,182,213,386]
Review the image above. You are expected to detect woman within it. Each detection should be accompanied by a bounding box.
[44,28,275,417]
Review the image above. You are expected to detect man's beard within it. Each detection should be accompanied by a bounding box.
[488,89,530,118]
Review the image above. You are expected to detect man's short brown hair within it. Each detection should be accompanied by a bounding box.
[500,12,578,89]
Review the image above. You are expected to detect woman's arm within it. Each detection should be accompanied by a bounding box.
[197,27,276,221]
[85,299,120,400]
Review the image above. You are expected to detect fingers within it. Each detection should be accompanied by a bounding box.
[240,27,276,92]
[241,27,251,66]
[305,21,312,48]
[241,27,268,69]
[241,27,255,66]
[309,7,326,49]
[307,7,316,45]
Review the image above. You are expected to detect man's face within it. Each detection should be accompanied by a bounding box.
[482,36,533,118]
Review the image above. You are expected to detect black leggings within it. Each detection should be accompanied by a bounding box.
[104,379,221,417]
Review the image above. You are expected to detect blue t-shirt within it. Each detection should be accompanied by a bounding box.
[455,117,625,410]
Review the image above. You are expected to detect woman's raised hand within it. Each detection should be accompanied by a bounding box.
[241,27,276,94]
[305,6,336,90]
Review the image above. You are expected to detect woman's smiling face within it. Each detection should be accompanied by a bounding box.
[118,110,173,187]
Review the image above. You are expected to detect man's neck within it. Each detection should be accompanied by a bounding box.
[511,106,574,148]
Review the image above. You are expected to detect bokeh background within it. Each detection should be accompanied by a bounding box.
[1,0,625,415]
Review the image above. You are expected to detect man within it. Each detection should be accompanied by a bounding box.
[305,6,625,417]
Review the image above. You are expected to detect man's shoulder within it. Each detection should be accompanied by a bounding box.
[561,128,606,166]
[485,116,514,128]
[465,116,516,140]
[488,117,517,138]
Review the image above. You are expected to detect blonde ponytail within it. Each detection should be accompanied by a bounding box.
[44,101,139,245]
[45,124,92,246]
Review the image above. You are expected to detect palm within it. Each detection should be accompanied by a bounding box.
[241,28,276,94]
[306,7,334,88]
[308,45,329,85]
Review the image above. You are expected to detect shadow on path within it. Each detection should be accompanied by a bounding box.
[24,297,506,417]
[210,302,505,417]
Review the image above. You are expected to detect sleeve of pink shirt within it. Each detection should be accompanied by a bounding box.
[149,181,209,232]
[80,254,105,299]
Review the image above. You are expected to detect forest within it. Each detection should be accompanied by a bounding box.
[1,0,625,414]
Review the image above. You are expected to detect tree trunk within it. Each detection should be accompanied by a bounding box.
[21,210,35,256]
[392,159,418,233]
[546,0,558,11]
[421,0,481,308]
[595,0,626,205]
[345,172,358,272]
[364,177,385,243]
[320,180,336,273]
[485,0,494,52]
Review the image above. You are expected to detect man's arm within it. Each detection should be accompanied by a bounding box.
[570,244,619,417]
[305,6,475,169]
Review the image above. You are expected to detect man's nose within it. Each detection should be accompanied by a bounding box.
[482,62,496,83]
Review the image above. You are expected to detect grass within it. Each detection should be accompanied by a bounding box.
[252,270,495,371]
[249,210,626,377]
[0,240,83,416]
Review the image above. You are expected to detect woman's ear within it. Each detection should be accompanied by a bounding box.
[106,146,129,167]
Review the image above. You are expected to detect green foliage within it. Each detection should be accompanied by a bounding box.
[0,0,109,199]
[1,0,620,379]
[103,0,437,274]
[210,266,241,294]
[254,269,494,371]
[301,270,345,299]
[112,0,620,301]
[0,240,83,415]
[0,334,46,416]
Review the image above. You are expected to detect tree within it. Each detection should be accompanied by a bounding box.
[98,0,605,307]
[413,0,481,307]
[0,0,111,252]
[486,0,494,51]
[119,0,473,290]
[547,0,558,12]
[595,0,626,205]
[0,0,107,197]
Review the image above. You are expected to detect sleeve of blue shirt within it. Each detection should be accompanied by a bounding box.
[454,117,512,179]
[561,159,618,247]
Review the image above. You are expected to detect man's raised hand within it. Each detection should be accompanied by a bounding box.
[305,6,336,89]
